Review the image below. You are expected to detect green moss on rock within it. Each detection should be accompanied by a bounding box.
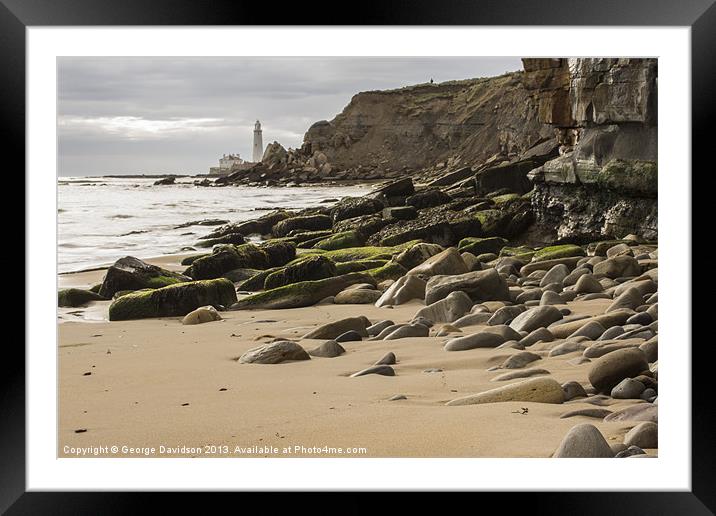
[58,288,106,307]
[181,253,209,266]
[597,159,658,198]
[264,255,337,290]
[313,230,366,251]
[458,236,508,256]
[272,214,332,237]
[532,244,585,262]
[185,243,269,280]
[99,256,191,298]
[108,278,237,321]
[334,259,388,275]
[366,260,408,282]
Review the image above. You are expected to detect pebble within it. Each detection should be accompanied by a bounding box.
[610,378,646,399]
[375,274,427,307]
[561,381,588,401]
[369,324,404,340]
[603,403,658,423]
[444,332,505,351]
[303,316,370,339]
[574,274,604,294]
[540,290,564,306]
[181,305,222,325]
[414,291,473,324]
[509,306,564,333]
[623,422,658,448]
[566,356,592,366]
[549,339,589,357]
[616,446,646,458]
[552,424,614,458]
[500,351,541,369]
[446,377,564,406]
[587,347,649,393]
[388,394,407,401]
[491,368,550,382]
[411,316,434,328]
[366,320,395,336]
[487,305,526,326]
[334,288,382,304]
[307,340,346,358]
[383,323,430,340]
[239,341,311,364]
[435,324,462,337]
[495,340,524,350]
[423,368,443,373]
[640,388,657,401]
[453,312,493,327]
[568,320,606,340]
[606,287,645,313]
[374,352,396,365]
[598,326,625,340]
[519,327,554,347]
[350,365,395,378]
[559,408,612,419]
[639,336,658,363]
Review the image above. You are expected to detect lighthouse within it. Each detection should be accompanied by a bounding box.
[252,120,264,163]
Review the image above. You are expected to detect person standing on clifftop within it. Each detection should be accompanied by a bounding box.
[430,78,434,84]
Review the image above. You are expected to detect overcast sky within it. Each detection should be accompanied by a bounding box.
[58,57,523,176]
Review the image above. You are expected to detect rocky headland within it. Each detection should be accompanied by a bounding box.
[59,58,658,458]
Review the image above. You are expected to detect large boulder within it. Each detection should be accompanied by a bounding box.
[414,291,473,324]
[272,214,332,237]
[457,237,508,256]
[424,268,510,305]
[330,197,384,223]
[531,244,585,262]
[264,255,337,290]
[593,255,642,279]
[407,247,469,277]
[509,306,564,333]
[587,347,649,393]
[313,231,366,251]
[302,316,371,339]
[98,256,191,298]
[108,278,237,321]
[444,331,505,351]
[375,275,426,307]
[394,242,444,270]
[334,288,382,304]
[446,377,564,406]
[185,243,270,280]
[200,211,292,239]
[261,241,297,268]
[405,189,452,209]
[231,273,376,310]
[239,341,310,364]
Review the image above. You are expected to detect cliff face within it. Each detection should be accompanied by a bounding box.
[523,58,658,241]
[302,73,552,175]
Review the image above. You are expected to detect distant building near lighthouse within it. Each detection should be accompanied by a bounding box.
[253,120,264,163]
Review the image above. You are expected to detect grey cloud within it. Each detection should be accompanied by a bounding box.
[58,56,523,176]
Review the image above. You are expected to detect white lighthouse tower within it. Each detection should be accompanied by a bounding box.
[252,120,264,163]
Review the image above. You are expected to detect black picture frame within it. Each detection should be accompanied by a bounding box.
[6,0,712,512]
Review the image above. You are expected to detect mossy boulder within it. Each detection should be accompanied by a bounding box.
[222,268,263,283]
[201,210,293,240]
[261,240,296,267]
[499,246,536,261]
[366,260,408,282]
[264,255,337,290]
[272,214,332,237]
[58,288,106,307]
[185,243,270,280]
[98,256,191,299]
[231,273,377,310]
[473,209,510,236]
[458,237,508,256]
[596,159,658,198]
[406,189,452,209]
[330,197,384,223]
[88,283,102,293]
[491,193,521,205]
[108,278,237,321]
[284,230,333,245]
[532,244,585,262]
[313,230,366,251]
[334,259,388,275]
[333,214,389,237]
[195,233,245,248]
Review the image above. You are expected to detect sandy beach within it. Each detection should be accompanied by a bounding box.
[58,256,655,458]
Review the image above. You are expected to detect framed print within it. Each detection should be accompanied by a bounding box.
[7,0,714,511]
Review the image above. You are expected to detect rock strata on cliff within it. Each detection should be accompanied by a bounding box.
[522,58,658,241]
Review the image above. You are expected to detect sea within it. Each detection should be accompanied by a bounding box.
[58,176,369,273]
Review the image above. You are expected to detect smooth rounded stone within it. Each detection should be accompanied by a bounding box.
[527,269,548,280]
[343,282,377,291]
[552,424,614,458]
[335,330,363,343]
[614,328,654,341]
[334,288,382,304]
[598,326,625,340]
[308,340,346,358]
[453,312,493,328]
[563,267,591,287]
[488,305,526,325]
[444,331,505,351]
[542,282,563,293]
[576,394,612,406]
[549,339,590,357]
[483,324,524,341]
[646,303,658,320]
[574,274,604,294]
[461,252,479,271]
[539,264,569,287]
[604,403,658,423]
[610,443,628,455]
[567,356,592,366]
[181,305,222,325]
[414,291,473,324]
[411,316,434,328]
[635,304,650,312]
[559,308,571,316]
[640,388,657,402]
[375,352,397,365]
[588,347,649,393]
[446,377,564,406]
[623,422,658,448]
[606,243,633,258]
[561,381,588,401]
[407,247,469,277]
[424,268,511,305]
[482,301,509,312]
[548,310,633,339]
[500,351,541,369]
[383,323,429,340]
[583,339,645,359]
[568,321,606,341]
[350,365,395,378]
[524,300,539,307]
[435,324,462,337]
[519,327,555,347]
[303,316,370,339]
[423,368,443,373]
[614,279,657,299]
[578,293,611,301]
[515,288,544,303]
[491,368,550,381]
[645,292,658,304]
[509,306,563,333]
[560,408,613,419]
[606,287,645,313]
[377,279,395,290]
[366,319,395,336]
[471,304,490,314]
[316,296,336,305]
[495,340,524,350]
[626,311,654,326]
[375,275,426,307]
[616,446,647,458]
[611,378,646,399]
[559,290,578,302]
[239,341,310,364]
[388,394,407,401]
[539,290,564,306]
[370,323,404,340]
[593,255,642,279]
